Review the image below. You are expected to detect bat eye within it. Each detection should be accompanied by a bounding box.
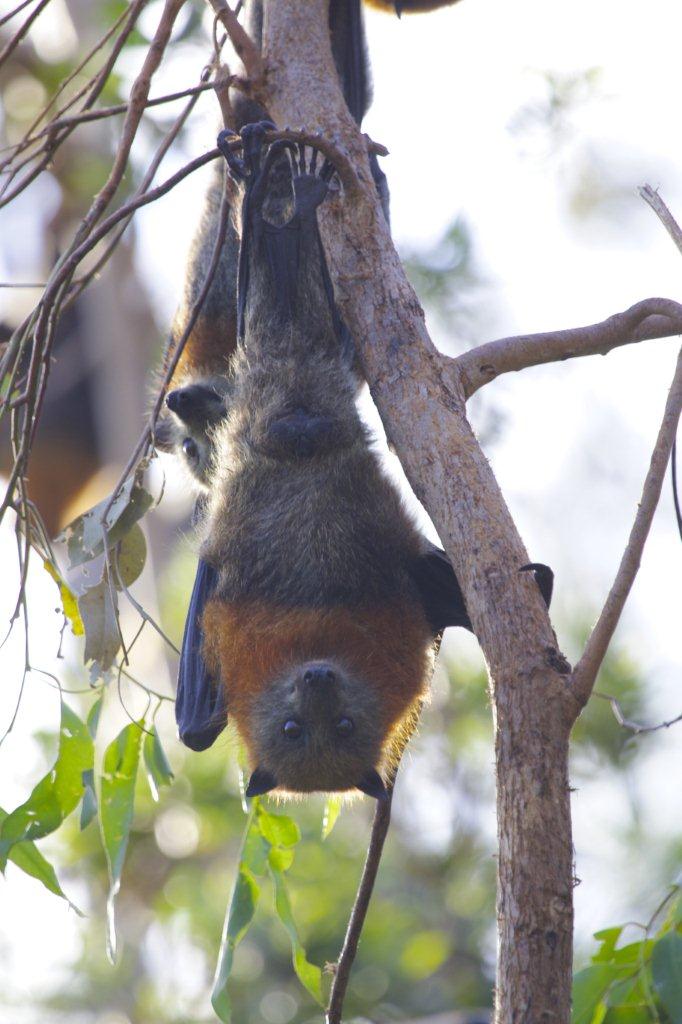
[335,717,354,737]
[182,437,199,460]
[282,719,302,740]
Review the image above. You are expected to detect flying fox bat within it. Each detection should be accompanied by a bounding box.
[175,123,553,800]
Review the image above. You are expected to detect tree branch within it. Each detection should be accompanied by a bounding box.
[456,298,682,399]
[572,344,682,705]
[326,783,395,1024]
[205,0,263,81]
[640,184,682,256]
[593,692,682,735]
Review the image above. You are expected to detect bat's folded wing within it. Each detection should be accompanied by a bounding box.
[175,558,227,751]
[410,541,473,635]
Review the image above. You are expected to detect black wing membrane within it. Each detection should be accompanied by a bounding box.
[412,545,555,636]
[175,558,227,751]
[411,542,473,635]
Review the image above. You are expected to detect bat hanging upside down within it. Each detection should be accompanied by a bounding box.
[175,123,553,801]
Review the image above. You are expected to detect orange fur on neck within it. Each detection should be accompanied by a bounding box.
[202,599,434,757]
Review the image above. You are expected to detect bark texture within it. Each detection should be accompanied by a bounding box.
[257,3,579,1021]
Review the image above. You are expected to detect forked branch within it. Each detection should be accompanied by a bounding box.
[456,298,682,399]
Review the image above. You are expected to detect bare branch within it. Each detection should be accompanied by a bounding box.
[640,184,682,256]
[572,345,682,705]
[593,692,682,735]
[16,80,220,145]
[326,782,395,1024]
[0,0,38,30]
[456,298,682,399]
[0,0,134,171]
[205,0,263,80]
[0,0,51,72]
[72,0,187,245]
[0,0,148,206]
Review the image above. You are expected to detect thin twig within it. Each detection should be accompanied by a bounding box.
[98,183,232,527]
[572,346,682,705]
[10,80,219,151]
[205,0,263,80]
[0,0,51,73]
[0,0,148,205]
[326,772,398,1024]
[455,298,682,399]
[0,0,135,169]
[0,0,38,30]
[593,692,682,735]
[640,185,682,256]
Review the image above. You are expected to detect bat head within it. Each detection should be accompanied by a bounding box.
[245,659,388,800]
[155,377,231,488]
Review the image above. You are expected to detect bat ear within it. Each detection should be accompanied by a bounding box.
[245,767,278,798]
[355,769,389,801]
[176,559,227,751]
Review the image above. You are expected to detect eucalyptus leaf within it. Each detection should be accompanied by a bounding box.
[0,806,79,911]
[87,696,103,740]
[572,965,622,1024]
[99,721,144,964]
[257,807,300,848]
[114,523,147,590]
[43,560,84,636]
[78,568,121,674]
[652,930,682,1023]
[268,863,324,1006]
[80,769,97,830]
[0,703,92,868]
[212,810,262,1023]
[321,796,342,840]
[143,728,174,802]
[59,475,152,569]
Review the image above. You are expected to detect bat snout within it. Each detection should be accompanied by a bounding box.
[302,664,336,687]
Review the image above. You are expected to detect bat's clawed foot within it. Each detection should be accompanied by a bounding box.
[217,119,275,181]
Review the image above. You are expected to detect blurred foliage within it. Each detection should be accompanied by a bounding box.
[0,566,676,1024]
[573,888,682,1024]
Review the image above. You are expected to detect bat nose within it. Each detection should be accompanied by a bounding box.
[166,389,188,415]
[303,666,336,686]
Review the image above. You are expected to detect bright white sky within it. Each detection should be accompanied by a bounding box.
[1,0,682,1017]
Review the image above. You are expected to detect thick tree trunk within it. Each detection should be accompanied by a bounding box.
[257,3,579,1020]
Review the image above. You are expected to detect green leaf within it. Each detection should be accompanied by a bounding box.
[573,965,622,1024]
[114,523,147,589]
[78,568,121,674]
[58,474,153,569]
[212,811,262,1023]
[592,928,625,963]
[87,696,103,740]
[321,796,342,840]
[652,930,682,1023]
[0,703,93,867]
[257,807,300,848]
[143,728,174,802]
[43,560,84,636]
[99,722,144,964]
[268,846,294,872]
[602,1009,651,1024]
[268,863,324,1006]
[0,806,79,910]
[80,769,97,830]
